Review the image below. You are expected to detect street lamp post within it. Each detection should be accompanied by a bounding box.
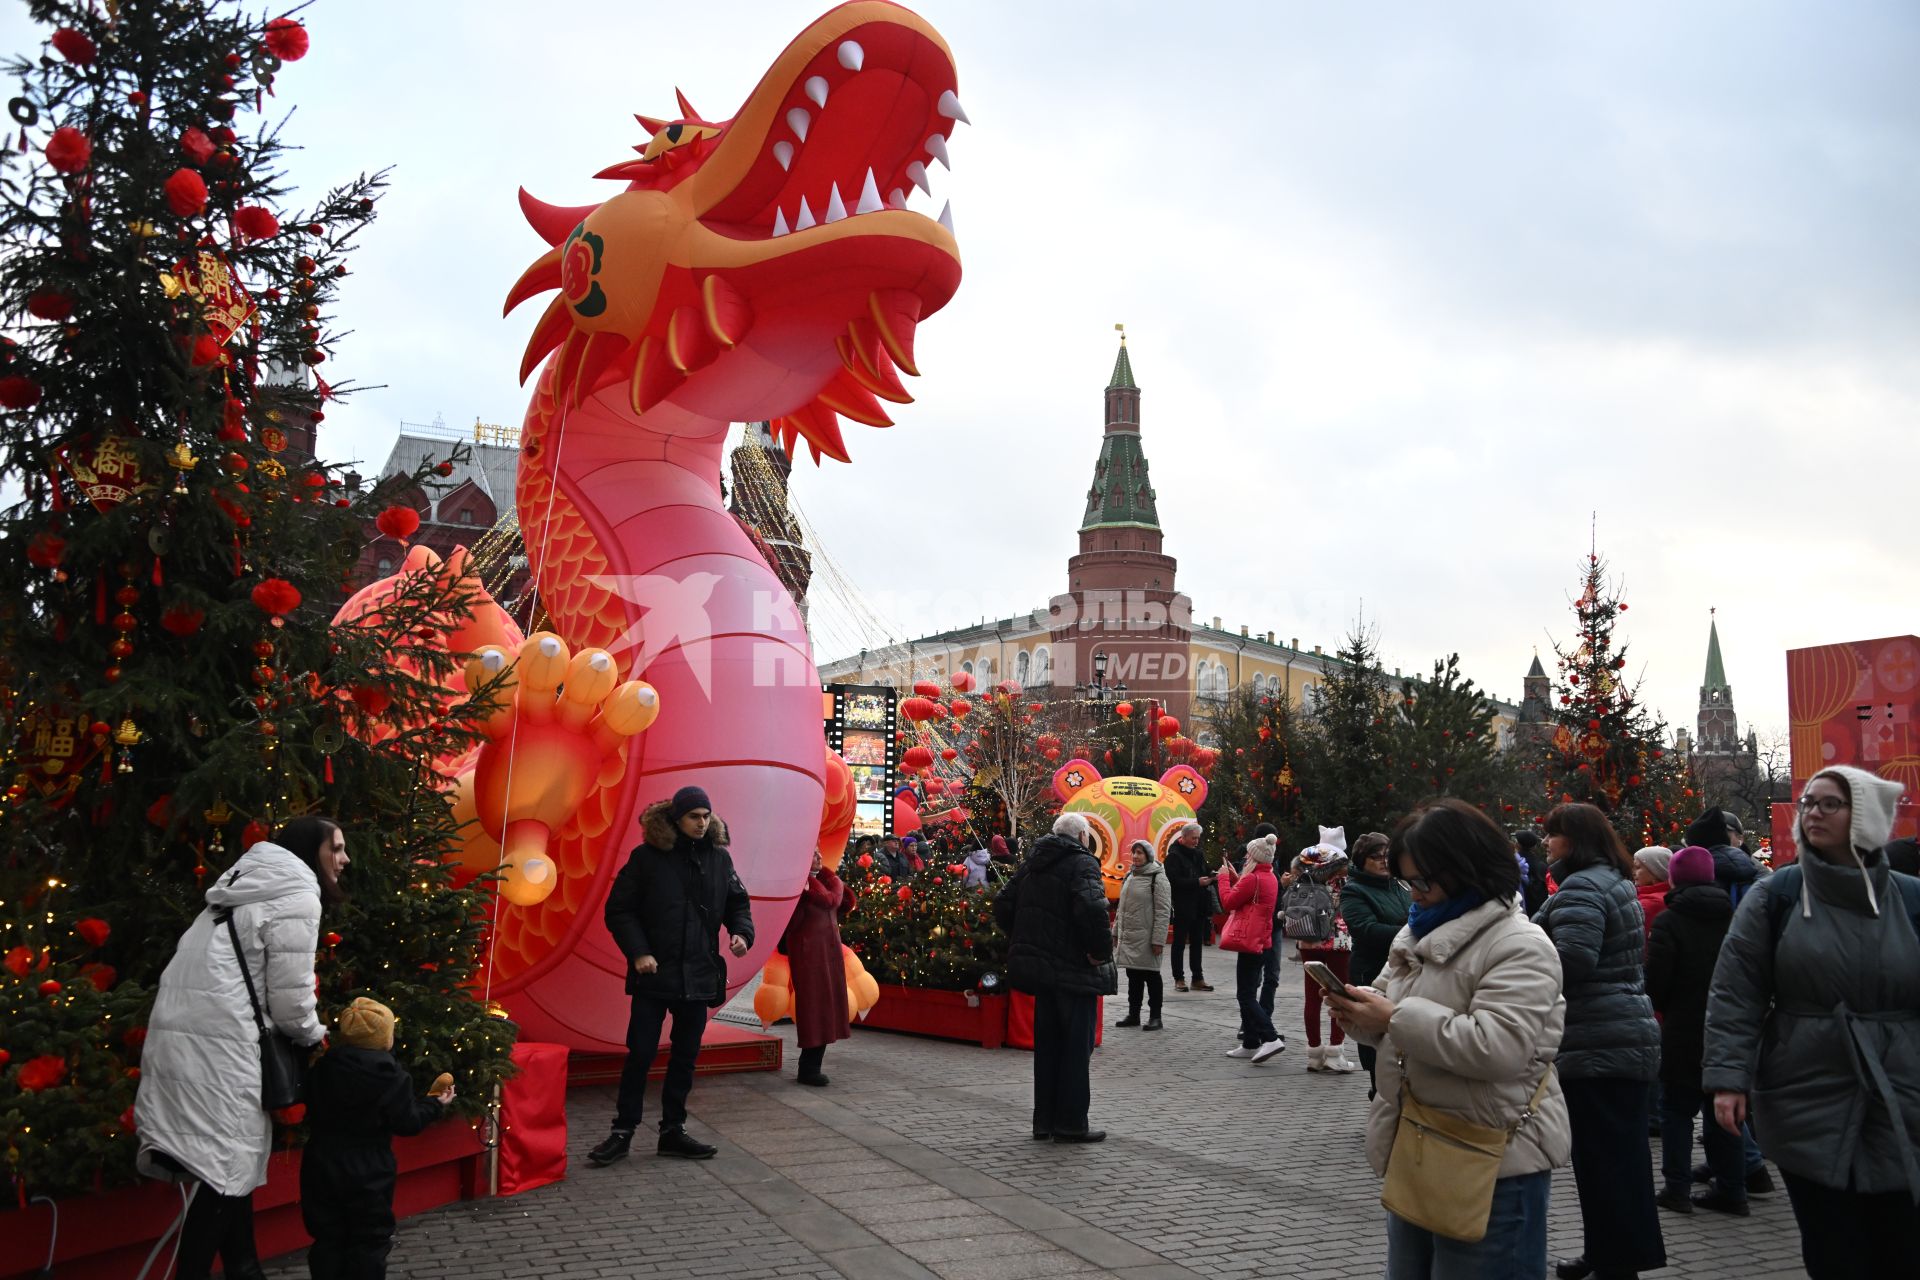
[1073,650,1131,770]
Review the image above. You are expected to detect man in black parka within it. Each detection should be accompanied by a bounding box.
[589,785,753,1166]
[995,811,1117,1143]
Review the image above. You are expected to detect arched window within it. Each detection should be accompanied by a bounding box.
[459,508,475,525]
[1015,650,1031,686]
[961,660,973,679]
[1032,646,1051,687]
[375,557,393,576]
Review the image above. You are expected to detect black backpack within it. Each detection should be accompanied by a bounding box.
[1763,863,1920,942]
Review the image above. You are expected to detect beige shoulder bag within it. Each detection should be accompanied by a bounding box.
[1380,1060,1553,1243]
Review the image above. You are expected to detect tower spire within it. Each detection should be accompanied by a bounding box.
[1086,329,1156,530]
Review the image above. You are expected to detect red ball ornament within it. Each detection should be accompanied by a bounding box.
[1587,719,1602,731]
[75,917,110,948]
[375,505,420,541]
[16,1055,66,1092]
[434,461,454,477]
[179,127,216,166]
[50,27,97,64]
[857,853,874,869]
[44,126,91,173]
[190,334,225,366]
[264,17,310,61]
[164,167,209,216]
[26,530,65,568]
[38,978,62,995]
[234,205,279,240]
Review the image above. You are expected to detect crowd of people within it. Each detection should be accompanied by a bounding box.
[122,765,1919,1280]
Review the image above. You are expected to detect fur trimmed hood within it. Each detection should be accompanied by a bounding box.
[641,799,731,851]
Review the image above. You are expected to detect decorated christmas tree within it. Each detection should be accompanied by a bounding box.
[0,2,513,1198]
[838,850,1007,990]
[1292,625,1398,839]
[1527,554,1691,845]
[1384,654,1527,822]
[1196,685,1304,853]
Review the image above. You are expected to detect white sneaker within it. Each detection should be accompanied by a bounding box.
[1251,1039,1287,1064]
[1307,1045,1329,1072]
[1328,1046,1360,1073]
[1225,1045,1254,1059]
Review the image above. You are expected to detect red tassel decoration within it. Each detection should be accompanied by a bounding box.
[49,465,65,511]
[324,756,334,785]
[94,574,107,624]
[232,540,243,577]
[151,557,164,587]
[101,751,113,784]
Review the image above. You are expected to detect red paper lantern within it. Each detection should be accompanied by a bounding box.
[902,745,934,771]
[912,679,940,697]
[949,698,971,718]
[75,917,110,948]
[1043,747,1061,762]
[25,530,65,568]
[164,167,208,216]
[1156,715,1181,739]
[940,748,958,761]
[1115,701,1134,719]
[857,853,873,869]
[44,126,90,173]
[950,671,975,693]
[375,505,420,541]
[264,17,310,61]
[900,696,937,722]
[159,604,205,637]
[27,291,73,321]
[0,375,43,408]
[250,577,302,622]
[38,978,62,995]
[16,1055,67,1092]
[234,205,279,240]
[50,27,97,64]
[180,127,215,165]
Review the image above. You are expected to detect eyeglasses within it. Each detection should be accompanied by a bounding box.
[1396,875,1433,894]
[1797,795,1849,816]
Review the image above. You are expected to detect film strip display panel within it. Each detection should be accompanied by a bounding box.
[825,684,898,840]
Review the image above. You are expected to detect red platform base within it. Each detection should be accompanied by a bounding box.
[567,1021,782,1087]
[853,983,1010,1048]
[0,1119,484,1280]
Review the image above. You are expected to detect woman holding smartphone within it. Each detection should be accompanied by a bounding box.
[1327,800,1569,1279]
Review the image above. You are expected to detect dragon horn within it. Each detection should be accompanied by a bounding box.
[503,247,563,316]
[518,298,572,384]
[635,113,670,136]
[674,87,700,120]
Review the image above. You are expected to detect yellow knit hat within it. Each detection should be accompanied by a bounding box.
[336,996,396,1051]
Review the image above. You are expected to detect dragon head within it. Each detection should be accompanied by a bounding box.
[505,1,965,464]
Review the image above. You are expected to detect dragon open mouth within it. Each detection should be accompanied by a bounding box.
[704,24,962,240]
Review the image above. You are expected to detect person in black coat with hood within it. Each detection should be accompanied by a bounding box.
[301,997,452,1280]
[1645,845,1746,1218]
[591,785,753,1166]
[995,811,1117,1143]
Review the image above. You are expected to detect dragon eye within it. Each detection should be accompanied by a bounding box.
[664,124,683,143]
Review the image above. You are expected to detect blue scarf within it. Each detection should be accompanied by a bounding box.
[1406,888,1487,939]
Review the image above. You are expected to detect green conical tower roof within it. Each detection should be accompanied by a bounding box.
[1108,338,1135,390]
[1527,653,1547,679]
[1703,616,1728,692]
[1081,432,1159,531]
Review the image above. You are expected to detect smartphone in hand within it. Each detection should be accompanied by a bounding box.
[1303,960,1347,996]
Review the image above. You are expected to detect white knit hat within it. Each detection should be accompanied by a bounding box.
[1633,847,1673,881]
[1245,834,1278,865]
[1797,765,1905,854]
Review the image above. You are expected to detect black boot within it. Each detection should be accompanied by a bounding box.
[1554,1259,1594,1280]
[657,1125,717,1159]
[1114,1010,1141,1027]
[587,1129,633,1167]
[1143,1015,1163,1030]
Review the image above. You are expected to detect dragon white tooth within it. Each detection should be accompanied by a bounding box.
[772,208,790,237]
[906,161,931,196]
[937,200,953,233]
[887,188,908,210]
[786,107,810,142]
[794,196,816,231]
[926,133,951,170]
[938,90,970,124]
[825,183,848,223]
[805,76,829,109]
[838,40,864,71]
[856,168,884,214]
[772,140,794,170]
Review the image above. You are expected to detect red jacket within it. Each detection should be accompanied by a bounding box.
[1636,881,1668,938]
[1216,861,1278,954]
[781,869,853,1049]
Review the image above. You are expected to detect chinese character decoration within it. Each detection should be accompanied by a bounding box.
[57,435,150,512]
[159,249,257,345]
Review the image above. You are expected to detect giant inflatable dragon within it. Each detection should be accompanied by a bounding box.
[342,2,962,1050]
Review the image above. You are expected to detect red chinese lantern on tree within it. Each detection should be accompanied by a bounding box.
[901,745,934,771]
[376,505,420,542]
[900,696,937,722]
[249,577,301,626]
[1156,715,1181,739]
[949,671,975,693]
[1115,701,1133,719]
[912,679,940,697]
[949,698,970,719]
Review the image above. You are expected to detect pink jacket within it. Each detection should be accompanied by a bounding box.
[1216,861,1278,954]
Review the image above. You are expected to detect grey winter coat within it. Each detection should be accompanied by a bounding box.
[135,842,326,1195]
[1112,859,1172,971]
[1532,864,1660,1082]
[1702,847,1920,1197]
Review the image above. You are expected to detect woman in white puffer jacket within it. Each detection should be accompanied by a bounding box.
[135,817,346,1280]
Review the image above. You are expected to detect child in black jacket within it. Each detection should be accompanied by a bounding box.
[301,997,454,1280]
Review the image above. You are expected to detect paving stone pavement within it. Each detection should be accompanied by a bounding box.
[266,953,1808,1279]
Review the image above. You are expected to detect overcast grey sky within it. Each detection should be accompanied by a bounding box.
[10,0,1914,733]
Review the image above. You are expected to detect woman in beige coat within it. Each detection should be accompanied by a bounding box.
[1328,799,1571,1280]
[1112,841,1172,1030]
